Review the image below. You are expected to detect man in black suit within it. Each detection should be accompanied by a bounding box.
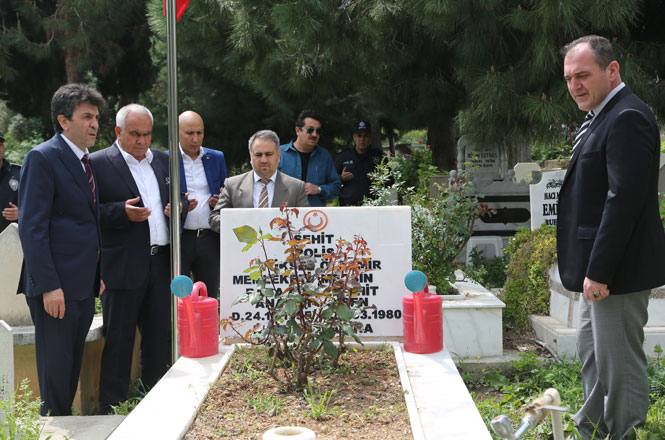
[558,35,665,439]
[18,84,104,415]
[91,104,184,413]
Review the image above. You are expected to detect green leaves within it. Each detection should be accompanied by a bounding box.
[226,208,370,391]
[233,225,258,251]
[335,304,353,321]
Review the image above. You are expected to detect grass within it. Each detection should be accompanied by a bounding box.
[463,348,665,439]
[302,380,341,420]
[0,379,48,440]
[110,378,149,416]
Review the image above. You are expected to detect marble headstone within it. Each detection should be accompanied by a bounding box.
[529,169,567,229]
[658,153,665,194]
[0,320,13,403]
[457,135,501,180]
[513,162,541,184]
[0,224,31,326]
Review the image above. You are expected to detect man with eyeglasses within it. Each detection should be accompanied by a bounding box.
[279,109,340,206]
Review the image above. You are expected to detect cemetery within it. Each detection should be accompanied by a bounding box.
[2,2,665,439]
[1,145,664,439]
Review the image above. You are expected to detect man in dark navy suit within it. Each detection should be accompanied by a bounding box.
[91,104,185,413]
[18,83,104,416]
[175,110,227,299]
[558,35,665,439]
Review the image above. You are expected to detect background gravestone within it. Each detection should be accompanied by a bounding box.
[513,162,541,184]
[0,320,14,404]
[0,224,31,326]
[457,135,502,180]
[529,169,567,229]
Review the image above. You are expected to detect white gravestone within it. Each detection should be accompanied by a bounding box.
[658,153,665,194]
[513,162,541,184]
[220,206,411,339]
[529,169,567,229]
[0,320,14,404]
[0,224,31,326]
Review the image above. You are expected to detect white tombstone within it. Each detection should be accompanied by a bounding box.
[0,320,13,404]
[219,206,411,339]
[513,162,541,184]
[0,224,31,326]
[658,153,665,194]
[529,169,567,229]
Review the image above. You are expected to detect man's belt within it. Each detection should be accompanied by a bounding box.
[183,228,216,238]
[150,245,169,256]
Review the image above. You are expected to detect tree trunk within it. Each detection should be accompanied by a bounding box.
[64,48,83,83]
[507,139,532,168]
[427,114,457,172]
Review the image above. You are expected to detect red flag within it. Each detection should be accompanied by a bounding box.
[163,0,190,22]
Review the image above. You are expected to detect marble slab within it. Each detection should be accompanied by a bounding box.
[0,320,14,403]
[0,224,31,326]
[443,277,505,358]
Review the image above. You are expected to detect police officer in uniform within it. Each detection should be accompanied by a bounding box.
[335,121,385,206]
[0,131,21,232]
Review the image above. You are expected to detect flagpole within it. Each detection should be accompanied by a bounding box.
[166,0,181,364]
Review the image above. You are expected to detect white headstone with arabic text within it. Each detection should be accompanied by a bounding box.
[529,169,567,229]
[219,206,411,339]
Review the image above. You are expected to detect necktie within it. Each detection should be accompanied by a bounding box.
[81,154,96,202]
[572,111,594,152]
[258,178,269,208]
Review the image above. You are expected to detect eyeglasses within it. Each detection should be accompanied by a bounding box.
[304,127,322,135]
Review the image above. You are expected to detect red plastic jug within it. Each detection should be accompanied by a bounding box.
[402,286,443,354]
[178,281,219,358]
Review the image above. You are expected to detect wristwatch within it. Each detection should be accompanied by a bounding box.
[317,186,322,193]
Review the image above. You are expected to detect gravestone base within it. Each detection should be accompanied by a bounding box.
[530,263,665,358]
[11,318,142,415]
[444,274,505,358]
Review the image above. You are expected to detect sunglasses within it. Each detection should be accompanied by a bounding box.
[303,127,322,135]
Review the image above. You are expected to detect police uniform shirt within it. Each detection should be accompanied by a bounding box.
[335,148,384,206]
[0,158,21,232]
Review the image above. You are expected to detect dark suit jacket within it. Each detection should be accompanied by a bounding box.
[18,134,100,300]
[175,147,227,196]
[208,170,309,232]
[90,143,184,290]
[557,86,665,294]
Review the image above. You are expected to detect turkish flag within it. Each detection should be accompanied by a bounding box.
[163,0,190,22]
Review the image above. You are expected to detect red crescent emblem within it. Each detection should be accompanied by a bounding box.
[303,210,328,232]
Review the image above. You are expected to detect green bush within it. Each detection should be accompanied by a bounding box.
[502,226,557,329]
[366,150,489,292]
[465,248,507,289]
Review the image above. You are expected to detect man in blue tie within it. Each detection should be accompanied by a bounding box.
[557,35,665,439]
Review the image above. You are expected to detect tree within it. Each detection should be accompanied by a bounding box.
[0,0,155,139]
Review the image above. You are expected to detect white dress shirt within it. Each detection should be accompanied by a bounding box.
[181,146,213,230]
[60,133,90,173]
[252,171,277,208]
[591,82,625,126]
[117,144,169,246]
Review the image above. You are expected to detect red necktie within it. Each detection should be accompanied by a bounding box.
[81,154,96,202]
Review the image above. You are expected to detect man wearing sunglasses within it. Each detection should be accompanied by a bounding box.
[279,110,340,207]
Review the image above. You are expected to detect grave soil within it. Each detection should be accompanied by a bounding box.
[184,345,412,440]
